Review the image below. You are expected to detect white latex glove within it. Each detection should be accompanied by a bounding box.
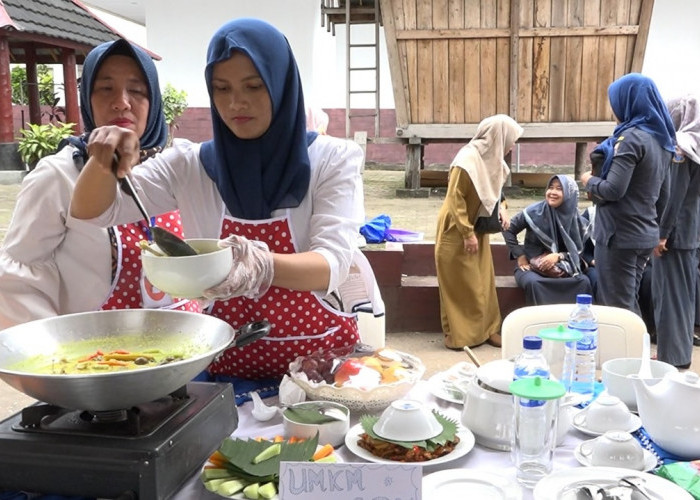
[202,235,274,300]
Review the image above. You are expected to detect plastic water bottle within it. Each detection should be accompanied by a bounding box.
[569,294,598,401]
[513,336,550,408]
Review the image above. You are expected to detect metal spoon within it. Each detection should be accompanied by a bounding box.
[113,154,197,256]
[231,320,271,348]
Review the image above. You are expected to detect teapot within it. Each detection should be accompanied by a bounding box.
[631,370,700,459]
[455,359,575,451]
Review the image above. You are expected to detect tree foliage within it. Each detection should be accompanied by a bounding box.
[11,65,57,106]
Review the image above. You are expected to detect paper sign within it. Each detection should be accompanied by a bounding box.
[278,462,421,500]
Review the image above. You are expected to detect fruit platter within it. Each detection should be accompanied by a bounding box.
[287,347,425,412]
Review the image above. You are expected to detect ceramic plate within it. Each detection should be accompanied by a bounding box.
[344,423,475,466]
[533,466,693,500]
[574,440,660,472]
[428,372,464,404]
[571,412,642,437]
[423,469,522,499]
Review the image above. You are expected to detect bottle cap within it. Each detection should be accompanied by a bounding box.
[576,294,592,305]
[509,376,565,400]
[522,336,542,350]
[538,324,583,342]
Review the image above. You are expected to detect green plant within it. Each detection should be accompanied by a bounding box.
[17,122,76,169]
[11,65,57,105]
[162,83,188,144]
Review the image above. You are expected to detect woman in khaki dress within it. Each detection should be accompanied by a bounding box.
[435,114,523,349]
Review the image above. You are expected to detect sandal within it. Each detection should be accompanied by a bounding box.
[693,334,700,347]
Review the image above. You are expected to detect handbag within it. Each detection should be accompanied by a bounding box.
[474,203,502,234]
[529,253,569,278]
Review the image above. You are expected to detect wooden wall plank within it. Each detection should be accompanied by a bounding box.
[416,1,433,123]
[596,0,617,119]
[464,0,482,122]
[381,0,411,127]
[564,0,583,121]
[448,0,466,123]
[496,0,511,115]
[579,0,600,121]
[549,0,567,121]
[480,0,497,117]
[531,0,551,122]
[433,0,450,123]
[631,0,653,72]
[516,0,533,121]
[402,0,419,122]
[613,0,630,84]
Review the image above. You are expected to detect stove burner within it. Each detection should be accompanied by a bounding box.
[14,385,193,438]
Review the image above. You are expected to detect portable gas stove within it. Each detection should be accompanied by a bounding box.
[0,381,237,499]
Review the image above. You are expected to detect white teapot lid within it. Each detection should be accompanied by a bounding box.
[476,359,514,393]
[669,370,700,387]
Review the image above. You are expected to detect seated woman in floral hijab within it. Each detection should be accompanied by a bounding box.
[503,175,593,305]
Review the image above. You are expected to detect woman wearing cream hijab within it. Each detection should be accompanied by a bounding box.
[435,114,523,349]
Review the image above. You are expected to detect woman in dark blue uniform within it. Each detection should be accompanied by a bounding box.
[580,73,675,314]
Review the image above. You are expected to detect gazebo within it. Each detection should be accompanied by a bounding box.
[0,0,152,169]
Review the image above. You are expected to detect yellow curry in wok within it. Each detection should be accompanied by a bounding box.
[10,334,209,375]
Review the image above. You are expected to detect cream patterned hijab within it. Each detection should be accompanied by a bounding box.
[450,114,524,216]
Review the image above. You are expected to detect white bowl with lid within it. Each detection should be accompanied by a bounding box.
[372,399,442,442]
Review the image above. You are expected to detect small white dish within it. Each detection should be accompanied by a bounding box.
[572,409,641,437]
[423,469,521,499]
[372,399,442,441]
[574,439,659,472]
[344,423,475,466]
[428,362,476,405]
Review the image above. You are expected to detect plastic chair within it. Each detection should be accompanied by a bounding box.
[500,304,645,369]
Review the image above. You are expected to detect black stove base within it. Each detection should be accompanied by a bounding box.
[0,382,237,499]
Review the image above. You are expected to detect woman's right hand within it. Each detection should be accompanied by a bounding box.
[463,234,478,254]
[86,125,141,178]
[517,255,530,271]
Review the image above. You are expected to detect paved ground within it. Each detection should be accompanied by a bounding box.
[0,168,696,420]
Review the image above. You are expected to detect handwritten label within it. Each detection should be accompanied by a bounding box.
[278,462,421,500]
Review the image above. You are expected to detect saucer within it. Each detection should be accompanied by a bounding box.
[574,439,659,472]
[572,411,642,437]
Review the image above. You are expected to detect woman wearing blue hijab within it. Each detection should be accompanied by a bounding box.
[0,39,198,330]
[581,73,675,312]
[503,175,593,305]
[71,19,371,385]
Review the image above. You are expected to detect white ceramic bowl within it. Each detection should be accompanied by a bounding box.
[580,395,633,433]
[141,238,232,299]
[601,357,678,410]
[373,399,442,442]
[579,430,645,470]
[282,401,350,448]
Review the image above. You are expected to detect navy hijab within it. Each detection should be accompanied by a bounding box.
[524,175,586,274]
[59,39,168,162]
[592,73,675,179]
[199,18,316,220]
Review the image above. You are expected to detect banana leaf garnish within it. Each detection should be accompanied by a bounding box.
[218,434,319,477]
[359,411,458,451]
[283,405,345,424]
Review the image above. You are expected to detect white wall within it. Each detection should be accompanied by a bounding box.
[642,0,700,100]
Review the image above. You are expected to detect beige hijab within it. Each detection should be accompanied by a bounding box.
[451,114,524,216]
[667,95,700,165]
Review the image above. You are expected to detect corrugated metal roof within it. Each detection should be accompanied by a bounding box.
[3,0,120,48]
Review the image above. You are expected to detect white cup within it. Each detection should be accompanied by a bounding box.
[579,395,632,432]
[580,430,645,470]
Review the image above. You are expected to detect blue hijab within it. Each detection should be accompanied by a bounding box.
[59,39,168,162]
[199,18,316,220]
[592,73,675,179]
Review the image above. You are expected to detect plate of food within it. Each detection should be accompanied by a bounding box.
[200,435,338,499]
[428,362,477,404]
[343,410,475,466]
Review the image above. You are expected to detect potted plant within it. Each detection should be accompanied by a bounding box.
[162,83,188,146]
[16,122,75,170]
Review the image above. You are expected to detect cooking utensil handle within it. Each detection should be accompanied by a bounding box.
[112,153,152,226]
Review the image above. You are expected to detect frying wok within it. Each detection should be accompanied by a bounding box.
[0,309,238,411]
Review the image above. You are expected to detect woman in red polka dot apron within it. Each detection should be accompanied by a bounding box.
[72,21,369,396]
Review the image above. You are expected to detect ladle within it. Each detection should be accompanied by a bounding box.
[230,320,271,348]
[638,332,653,379]
[119,174,197,256]
[112,152,196,256]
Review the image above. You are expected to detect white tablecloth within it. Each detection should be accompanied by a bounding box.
[175,381,584,499]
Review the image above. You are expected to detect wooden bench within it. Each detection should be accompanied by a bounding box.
[362,242,525,333]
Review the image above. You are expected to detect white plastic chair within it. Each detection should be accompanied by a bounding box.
[500,304,645,369]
